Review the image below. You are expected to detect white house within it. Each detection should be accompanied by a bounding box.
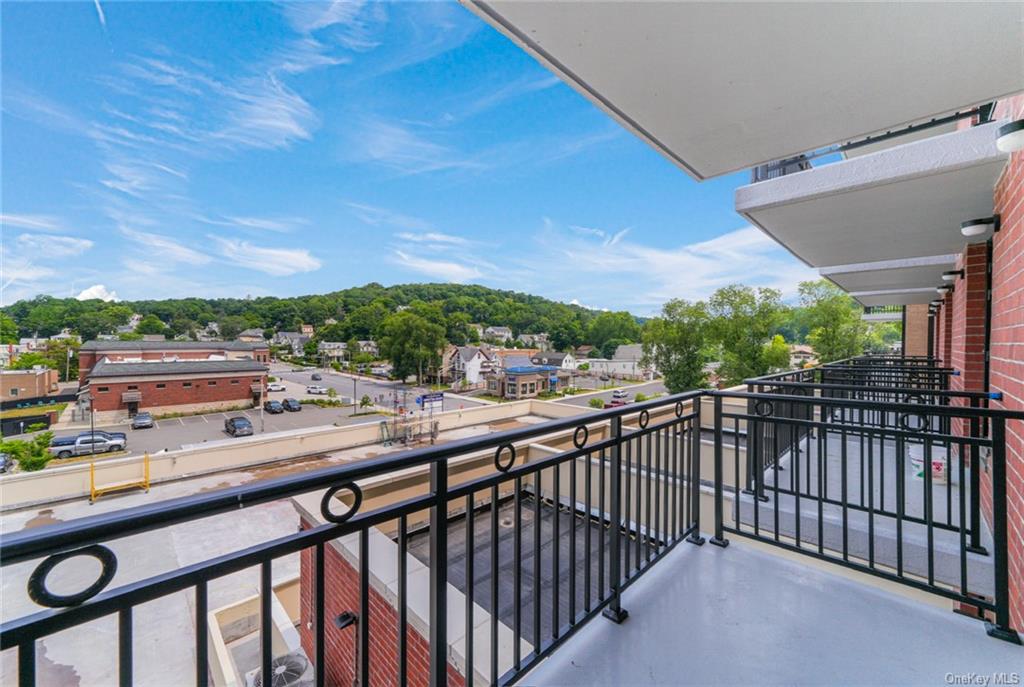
[484,326,514,342]
[530,351,576,370]
[444,345,491,385]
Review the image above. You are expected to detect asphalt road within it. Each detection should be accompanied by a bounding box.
[554,380,669,407]
[272,366,484,413]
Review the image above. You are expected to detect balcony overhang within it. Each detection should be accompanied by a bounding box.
[820,254,959,294]
[849,288,937,307]
[463,1,1024,180]
[735,120,1009,271]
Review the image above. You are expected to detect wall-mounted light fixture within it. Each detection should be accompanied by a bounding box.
[996,119,1024,153]
[941,269,964,281]
[961,215,1000,238]
[930,299,943,307]
[936,285,953,295]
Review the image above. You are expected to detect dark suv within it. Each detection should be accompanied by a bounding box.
[282,398,302,412]
[224,416,254,437]
[263,400,284,414]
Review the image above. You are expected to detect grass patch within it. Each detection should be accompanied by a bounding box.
[474,394,508,403]
[2,403,67,419]
[154,405,250,420]
[300,398,349,408]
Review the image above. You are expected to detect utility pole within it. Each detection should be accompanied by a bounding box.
[352,377,357,416]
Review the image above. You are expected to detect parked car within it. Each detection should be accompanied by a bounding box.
[0,453,12,473]
[131,412,155,429]
[282,398,302,412]
[267,382,286,392]
[263,400,284,414]
[224,417,254,437]
[311,373,322,381]
[612,389,629,399]
[599,375,611,382]
[306,385,329,395]
[604,400,628,409]
[49,433,127,458]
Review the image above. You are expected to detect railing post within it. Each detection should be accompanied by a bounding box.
[985,416,1021,644]
[602,415,629,623]
[967,398,987,555]
[688,397,706,545]
[429,460,450,685]
[710,395,729,548]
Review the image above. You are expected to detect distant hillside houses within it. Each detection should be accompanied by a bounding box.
[530,350,576,370]
[483,325,513,342]
[517,332,550,350]
[237,328,265,342]
[272,331,310,356]
[316,340,380,362]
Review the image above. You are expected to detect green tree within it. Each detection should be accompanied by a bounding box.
[799,280,867,363]
[707,285,786,386]
[135,314,167,335]
[360,394,373,409]
[218,315,248,340]
[0,312,20,344]
[586,311,641,350]
[641,299,710,393]
[588,397,606,409]
[378,311,445,383]
[9,352,53,371]
[600,337,627,359]
[762,334,791,372]
[550,317,584,351]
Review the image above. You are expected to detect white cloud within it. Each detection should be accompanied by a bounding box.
[92,0,107,29]
[395,231,467,245]
[77,284,119,301]
[198,215,306,232]
[1,214,64,232]
[351,118,484,176]
[120,227,211,265]
[346,202,433,231]
[390,250,482,283]
[17,234,94,257]
[210,236,322,276]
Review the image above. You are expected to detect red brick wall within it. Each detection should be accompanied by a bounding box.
[936,293,954,367]
[78,345,270,382]
[90,374,264,411]
[298,519,465,687]
[949,243,989,394]
[989,94,1024,631]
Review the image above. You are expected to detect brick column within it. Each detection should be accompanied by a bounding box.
[936,294,953,368]
[903,304,930,357]
[949,243,989,395]
[989,94,1024,632]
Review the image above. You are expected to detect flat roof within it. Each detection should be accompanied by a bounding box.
[465,1,1024,179]
[81,340,266,351]
[88,359,268,378]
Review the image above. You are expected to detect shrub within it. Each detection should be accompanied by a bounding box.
[588,398,605,409]
[267,376,277,382]
[0,431,54,472]
[634,393,648,402]
[360,394,373,408]
[327,387,337,398]
[25,422,49,433]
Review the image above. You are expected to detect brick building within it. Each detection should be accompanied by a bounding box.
[0,367,60,400]
[79,340,270,418]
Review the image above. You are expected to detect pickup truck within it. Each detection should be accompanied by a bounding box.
[49,432,127,458]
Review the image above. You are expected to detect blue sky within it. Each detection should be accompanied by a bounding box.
[1,0,815,315]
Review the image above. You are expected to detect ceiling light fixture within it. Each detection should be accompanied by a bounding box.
[942,270,964,281]
[961,215,1000,238]
[996,119,1024,153]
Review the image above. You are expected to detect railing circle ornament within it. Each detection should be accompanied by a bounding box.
[674,401,684,418]
[572,425,589,450]
[494,443,516,472]
[904,393,925,405]
[28,544,118,608]
[320,482,363,524]
[898,412,929,433]
[638,409,650,429]
[754,400,774,417]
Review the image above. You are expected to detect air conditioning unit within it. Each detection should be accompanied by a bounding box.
[245,653,314,687]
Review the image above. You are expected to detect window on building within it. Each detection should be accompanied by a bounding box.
[231,379,239,385]
[208,380,217,386]
[97,386,109,393]
[127,385,138,390]
[9,388,18,397]
[183,382,192,388]
[521,383,529,394]
[528,382,536,394]
[156,383,166,389]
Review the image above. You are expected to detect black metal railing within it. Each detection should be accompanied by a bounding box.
[710,384,1021,644]
[0,392,706,687]
[861,305,905,317]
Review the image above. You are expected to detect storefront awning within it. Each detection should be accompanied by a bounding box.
[464,1,1024,179]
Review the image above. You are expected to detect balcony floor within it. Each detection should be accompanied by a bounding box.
[522,538,1021,686]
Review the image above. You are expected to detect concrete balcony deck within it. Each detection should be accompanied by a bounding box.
[522,539,1022,686]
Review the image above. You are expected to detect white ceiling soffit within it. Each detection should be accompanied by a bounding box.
[735,120,1008,268]
[463,1,1024,180]
[851,289,938,307]
[820,255,959,293]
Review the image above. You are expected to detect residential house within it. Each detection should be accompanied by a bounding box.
[195,322,221,342]
[50,328,80,344]
[483,325,514,342]
[468,323,484,339]
[789,344,817,368]
[317,341,347,363]
[18,336,48,352]
[356,340,379,358]
[272,331,310,356]
[586,343,654,380]
[442,345,491,385]
[237,328,265,343]
[115,313,143,335]
[575,344,596,359]
[517,333,550,350]
[324,318,338,326]
[489,348,539,370]
[530,350,576,370]
[300,324,315,336]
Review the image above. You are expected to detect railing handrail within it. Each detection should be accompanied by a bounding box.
[0,390,705,566]
[741,379,996,401]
